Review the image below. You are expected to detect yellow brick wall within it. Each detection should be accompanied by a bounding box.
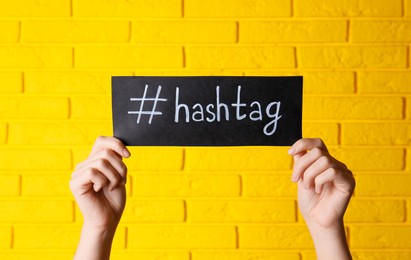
[0,0,410,259]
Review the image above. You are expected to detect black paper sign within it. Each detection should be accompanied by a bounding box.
[112,76,302,146]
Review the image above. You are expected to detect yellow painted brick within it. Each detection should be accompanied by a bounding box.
[304,97,403,120]
[0,253,73,259]
[0,149,72,170]
[298,46,407,69]
[0,46,72,68]
[0,226,11,249]
[243,174,297,197]
[23,20,130,43]
[187,199,296,223]
[333,148,404,171]
[0,97,69,119]
[295,0,402,17]
[74,0,182,17]
[186,46,295,69]
[133,20,236,43]
[192,251,300,260]
[240,20,346,43]
[75,46,183,68]
[0,71,22,93]
[9,123,111,145]
[303,122,339,145]
[126,147,183,171]
[111,251,189,259]
[133,69,244,76]
[0,123,6,144]
[239,225,313,249]
[408,97,411,120]
[350,225,411,248]
[0,174,20,196]
[0,21,19,42]
[128,225,237,249]
[355,175,411,196]
[0,0,70,17]
[0,200,72,222]
[185,147,292,171]
[358,71,411,93]
[351,251,411,260]
[122,200,185,222]
[345,199,405,223]
[185,0,291,17]
[342,123,411,145]
[245,71,355,94]
[70,96,111,120]
[408,0,411,16]
[25,71,132,93]
[352,20,411,42]
[132,174,241,197]
[22,174,71,197]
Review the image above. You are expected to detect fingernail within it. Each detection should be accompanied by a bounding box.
[288,147,295,155]
[291,174,297,182]
[123,148,131,158]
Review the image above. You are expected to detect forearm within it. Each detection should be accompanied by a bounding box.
[307,221,352,260]
[74,225,117,260]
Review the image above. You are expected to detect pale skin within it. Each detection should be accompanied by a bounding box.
[70,137,355,260]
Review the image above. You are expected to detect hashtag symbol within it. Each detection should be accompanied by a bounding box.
[128,85,167,124]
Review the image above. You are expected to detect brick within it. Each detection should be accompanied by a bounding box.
[122,200,185,222]
[0,46,72,68]
[333,148,404,171]
[304,97,403,120]
[408,97,411,120]
[350,225,411,248]
[358,71,411,93]
[0,200,72,222]
[128,225,237,249]
[0,123,6,144]
[0,149,72,170]
[298,46,407,69]
[74,0,182,17]
[355,175,411,196]
[187,199,296,223]
[243,174,297,197]
[245,71,355,94]
[0,174,20,196]
[345,199,405,223]
[342,123,411,145]
[185,147,292,171]
[0,253,73,259]
[295,0,402,17]
[0,0,71,17]
[186,46,295,69]
[303,122,339,145]
[239,225,313,249]
[240,20,346,43]
[132,174,241,197]
[351,251,411,260]
[75,46,183,68]
[70,96,112,120]
[185,0,291,17]
[0,226,11,249]
[0,71,22,93]
[9,123,112,145]
[407,0,411,16]
[23,20,130,43]
[111,252,189,259]
[192,251,300,260]
[0,97,69,119]
[126,147,183,171]
[134,69,244,76]
[351,20,411,42]
[25,71,132,93]
[133,20,236,43]
[22,174,71,197]
[0,21,19,42]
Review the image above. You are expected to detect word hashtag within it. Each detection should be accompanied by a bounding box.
[128,85,167,124]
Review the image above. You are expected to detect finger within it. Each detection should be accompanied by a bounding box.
[91,136,131,158]
[288,138,328,156]
[301,155,340,189]
[291,147,326,182]
[70,168,108,194]
[75,149,128,183]
[82,158,123,191]
[313,167,345,194]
